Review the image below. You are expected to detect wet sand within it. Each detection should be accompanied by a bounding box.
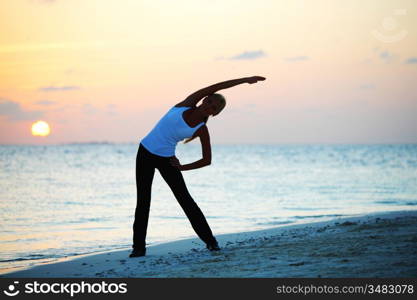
[3,210,417,278]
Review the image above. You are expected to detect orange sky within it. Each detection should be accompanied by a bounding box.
[1,0,416,144]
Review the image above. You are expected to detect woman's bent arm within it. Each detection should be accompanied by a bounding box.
[178,158,210,171]
[169,125,211,171]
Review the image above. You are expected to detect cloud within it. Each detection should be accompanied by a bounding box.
[371,49,400,64]
[229,50,266,60]
[106,104,118,116]
[64,69,75,75]
[0,40,136,53]
[405,57,417,64]
[82,104,98,115]
[378,50,397,63]
[380,51,393,59]
[359,84,375,90]
[284,56,309,62]
[38,86,80,92]
[30,0,57,4]
[0,99,44,121]
[35,100,57,106]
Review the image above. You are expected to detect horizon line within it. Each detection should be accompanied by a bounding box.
[1,141,416,147]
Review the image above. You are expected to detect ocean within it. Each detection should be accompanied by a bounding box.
[1,143,416,272]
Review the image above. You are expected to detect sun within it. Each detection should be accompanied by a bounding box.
[31,120,51,137]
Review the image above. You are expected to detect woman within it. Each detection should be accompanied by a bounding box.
[130,76,266,257]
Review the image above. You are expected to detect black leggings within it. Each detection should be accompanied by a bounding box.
[132,144,217,249]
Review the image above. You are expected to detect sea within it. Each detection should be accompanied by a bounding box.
[1,143,416,273]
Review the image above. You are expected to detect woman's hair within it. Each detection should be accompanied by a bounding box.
[210,94,226,116]
[183,94,226,144]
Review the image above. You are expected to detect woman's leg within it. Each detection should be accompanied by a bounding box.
[132,146,155,250]
[158,163,217,246]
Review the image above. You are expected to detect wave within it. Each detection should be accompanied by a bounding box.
[374,200,417,206]
[0,254,59,263]
[256,220,294,226]
[293,214,345,219]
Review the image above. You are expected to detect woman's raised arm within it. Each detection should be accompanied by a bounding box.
[176,76,266,107]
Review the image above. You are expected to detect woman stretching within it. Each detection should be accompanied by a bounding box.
[130,76,266,257]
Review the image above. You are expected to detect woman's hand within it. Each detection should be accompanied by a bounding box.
[246,76,266,84]
[169,157,182,169]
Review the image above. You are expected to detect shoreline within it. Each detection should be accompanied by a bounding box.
[2,210,417,278]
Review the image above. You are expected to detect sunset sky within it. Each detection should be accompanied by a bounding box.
[1,0,416,144]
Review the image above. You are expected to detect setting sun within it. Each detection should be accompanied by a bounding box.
[31,121,51,137]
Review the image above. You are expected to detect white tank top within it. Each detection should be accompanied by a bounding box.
[140,106,205,157]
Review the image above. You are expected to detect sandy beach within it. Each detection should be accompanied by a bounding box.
[2,210,417,278]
